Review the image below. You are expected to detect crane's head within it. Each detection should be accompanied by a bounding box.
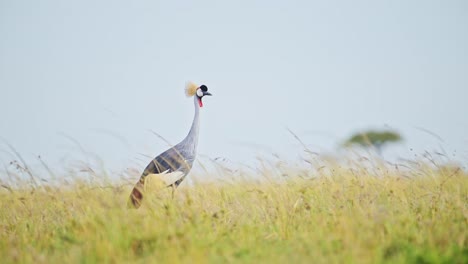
[185,82,212,107]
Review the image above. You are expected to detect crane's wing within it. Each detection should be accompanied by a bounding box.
[142,147,193,177]
[128,147,193,208]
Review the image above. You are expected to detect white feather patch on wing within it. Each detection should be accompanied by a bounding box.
[145,170,185,187]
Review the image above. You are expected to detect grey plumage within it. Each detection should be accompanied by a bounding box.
[128,85,211,208]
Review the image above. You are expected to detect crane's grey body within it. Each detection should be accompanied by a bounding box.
[140,96,200,187]
[128,86,210,208]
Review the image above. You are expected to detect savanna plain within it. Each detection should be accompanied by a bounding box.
[1,154,467,264]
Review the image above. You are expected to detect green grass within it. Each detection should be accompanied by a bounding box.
[1,160,467,263]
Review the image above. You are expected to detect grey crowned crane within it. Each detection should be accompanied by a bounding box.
[128,82,212,208]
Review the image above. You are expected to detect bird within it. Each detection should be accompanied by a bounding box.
[128,82,212,208]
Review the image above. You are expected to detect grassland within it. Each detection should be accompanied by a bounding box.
[0,157,467,264]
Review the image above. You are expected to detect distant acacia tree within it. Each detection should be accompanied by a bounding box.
[343,130,403,155]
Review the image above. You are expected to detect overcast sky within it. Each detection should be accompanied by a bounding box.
[1,0,467,176]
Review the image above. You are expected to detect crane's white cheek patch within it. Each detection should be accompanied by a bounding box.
[196,89,203,97]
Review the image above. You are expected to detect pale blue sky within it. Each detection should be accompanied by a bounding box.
[1,0,467,175]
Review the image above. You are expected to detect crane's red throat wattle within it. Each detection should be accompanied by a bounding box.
[198,97,203,107]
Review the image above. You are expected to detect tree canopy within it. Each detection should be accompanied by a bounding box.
[343,130,403,154]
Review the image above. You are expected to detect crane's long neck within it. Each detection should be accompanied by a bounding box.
[181,96,200,152]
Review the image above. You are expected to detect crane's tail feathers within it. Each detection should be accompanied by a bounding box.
[128,180,145,209]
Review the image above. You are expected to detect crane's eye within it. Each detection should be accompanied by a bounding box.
[200,85,208,92]
[196,89,203,97]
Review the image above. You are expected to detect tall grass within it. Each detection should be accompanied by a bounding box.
[0,154,467,263]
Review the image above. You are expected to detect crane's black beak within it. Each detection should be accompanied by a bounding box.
[203,91,212,96]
